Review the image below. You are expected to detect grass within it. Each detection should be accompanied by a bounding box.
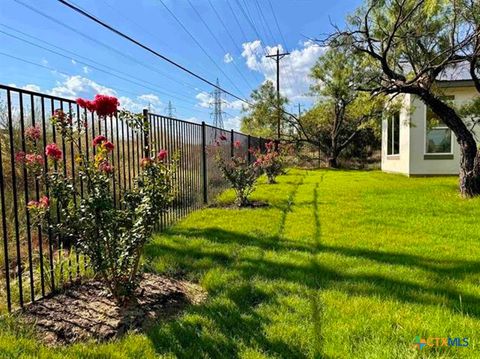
[1,168,480,358]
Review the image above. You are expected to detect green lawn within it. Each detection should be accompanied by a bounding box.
[1,169,480,358]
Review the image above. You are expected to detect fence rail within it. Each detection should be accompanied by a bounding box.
[0,84,265,312]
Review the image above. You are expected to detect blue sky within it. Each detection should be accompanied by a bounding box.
[0,0,362,129]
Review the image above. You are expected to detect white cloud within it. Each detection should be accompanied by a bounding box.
[82,66,90,74]
[47,75,162,112]
[195,91,244,111]
[41,58,48,66]
[50,75,117,98]
[23,84,41,92]
[224,115,242,131]
[71,59,77,65]
[241,40,325,102]
[196,91,212,108]
[223,53,234,64]
[184,116,202,124]
[138,94,161,106]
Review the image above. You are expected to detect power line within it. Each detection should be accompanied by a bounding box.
[206,0,261,84]
[52,0,251,106]
[13,0,202,96]
[0,26,205,107]
[186,0,254,91]
[99,0,214,85]
[267,0,289,51]
[251,0,296,92]
[252,0,277,46]
[155,0,246,99]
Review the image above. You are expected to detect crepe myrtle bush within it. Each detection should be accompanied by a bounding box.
[253,141,286,184]
[24,95,175,302]
[214,135,261,207]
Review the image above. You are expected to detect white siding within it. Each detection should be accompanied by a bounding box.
[381,94,411,174]
[381,85,479,176]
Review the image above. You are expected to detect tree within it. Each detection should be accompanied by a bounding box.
[240,80,288,138]
[326,0,480,197]
[292,47,385,168]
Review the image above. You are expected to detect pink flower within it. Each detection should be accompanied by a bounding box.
[265,141,274,150]
[25,153,44,166]
[25,126,41,141]
[45,143,62,161]
[234,140,241,149]
[219,134,227,141]
[27,200,38,208]
[99,161,113,174]
[53,109,66,121]
[140,157,152,168]
[93,94,119,117]
[15,151,26,163]
[27,196,49,209]
[157,149,168,161]
[39,196,49,208]
[92,135,107,147]
[103,141,114,152]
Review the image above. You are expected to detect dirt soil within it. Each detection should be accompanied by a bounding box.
[19,273,206,346]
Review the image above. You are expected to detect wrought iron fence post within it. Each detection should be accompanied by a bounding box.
[143,108,150,157]
[230,129,234,157]
[201,121,208,204]
[247,134,251,163]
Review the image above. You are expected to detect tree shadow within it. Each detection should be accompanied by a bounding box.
[143,171,479,357]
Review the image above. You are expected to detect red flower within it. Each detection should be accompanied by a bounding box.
[25,126,41,141]
[234,140,241,149]
[45,143,62,161]
[15,151,26,163]
[157,149,168,161]
[103,141,114,152]
[93,94,119,117]
[265,141,274,150]
[219,134,227,141]
[76,98,96,113]
[92,135,107,147]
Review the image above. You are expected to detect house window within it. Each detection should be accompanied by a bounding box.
[425,96,454,154]
[387,112,400,155]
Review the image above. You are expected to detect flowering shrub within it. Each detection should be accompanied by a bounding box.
[253,141,285,184]
[215,136,260,207]
[23,95,175,302]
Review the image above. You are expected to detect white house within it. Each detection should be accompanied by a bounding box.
[381,79,479,176]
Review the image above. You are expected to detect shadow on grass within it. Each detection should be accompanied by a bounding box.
[142,172,478,357]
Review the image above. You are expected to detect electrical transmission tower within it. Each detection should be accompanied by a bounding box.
[165,100,176,118]
[211,78,225,138]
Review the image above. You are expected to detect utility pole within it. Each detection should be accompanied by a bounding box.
[166,100,176,118]
[266,47,290,140]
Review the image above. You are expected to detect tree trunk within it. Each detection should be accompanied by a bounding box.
[421,92,480,197]
[327,156,338,168]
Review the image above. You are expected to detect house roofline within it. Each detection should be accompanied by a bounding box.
[436,79,475,88]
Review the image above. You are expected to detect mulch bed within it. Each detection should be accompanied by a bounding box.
[19,273,206,346]
[210,201,269,209]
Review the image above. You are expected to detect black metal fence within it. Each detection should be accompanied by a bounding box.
[0,84,266,312]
